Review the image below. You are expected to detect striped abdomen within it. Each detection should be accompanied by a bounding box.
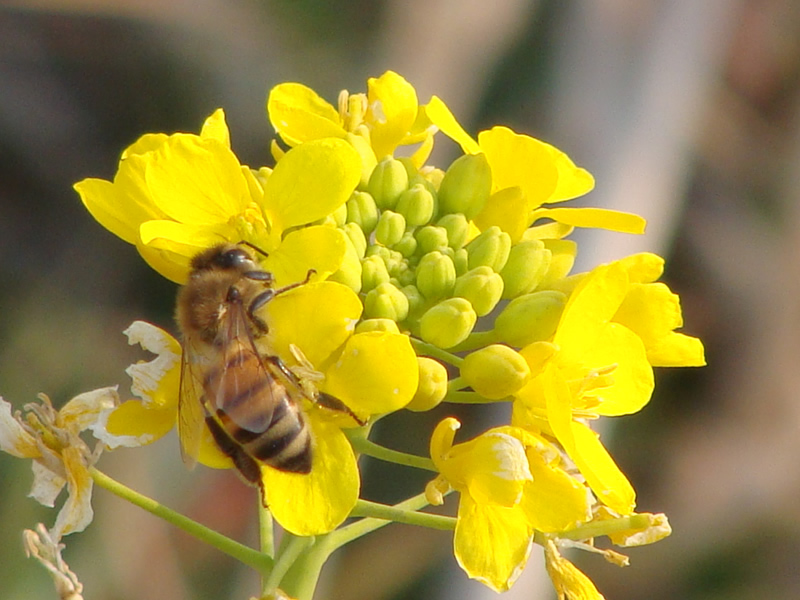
[202,341,312,475]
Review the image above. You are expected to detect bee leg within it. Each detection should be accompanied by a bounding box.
[247,269,317,333]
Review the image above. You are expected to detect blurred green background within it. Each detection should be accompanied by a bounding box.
[2,1,799,598]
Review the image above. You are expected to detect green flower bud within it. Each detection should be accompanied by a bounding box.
[415,225,449,255]
[437,213,470,249]
[466,226,511,272]
[345,132,378,189]
[331,202,348,227]
[416,251,456,301]
[453,248,469,276]
[383,248,405,275]
[460,344,530,400]
[400,284,424,316]
[539,239,577,289]
[419,297,477,348]
[500,239,552,299]
[361,255,391,292]
[342,222,367,258]
[355,318,400,335]
[395,266,416,287]
[395,183,435,227]
[406,357,448,412]
[453,266,504,316]
[368,157,408,210]
[437,153,492,219]
[375,210,407,247]
[391,231,418,258]
[364,282,410,322]
[347,191,380,234]
[494,290,567,347]
[365,244,391,261]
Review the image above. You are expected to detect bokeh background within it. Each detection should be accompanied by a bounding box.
[2,1,799,598]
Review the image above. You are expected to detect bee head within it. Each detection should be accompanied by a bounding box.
[191,243,259,274]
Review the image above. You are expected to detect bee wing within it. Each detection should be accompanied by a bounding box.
[177,338,210,468]
[210,297,278,434]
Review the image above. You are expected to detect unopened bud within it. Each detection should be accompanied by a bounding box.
[453,266,504,316]
[466,226,511,272]
[460,344,530,400]
[416,251,456,301]
[419,297,477,348]
[346,191,379,234]
[396,183,435,227]
[364,282,410,321]
[406,357,449,412]
[437,153,492,219]
[437,213,470,249]
[392,231,418,258]
[375,210,406,247]
[401,284,424,316]
[355,318,400,335]
[361,255,391,292]
[342,222,367,258]
[416,225,449,255]
[368,157,408,210]
[500,239,552,299]
[453,248,469,276]
[494,290,567,347]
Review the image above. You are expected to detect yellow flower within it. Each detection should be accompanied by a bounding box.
[426,418,589,592]
[426,97,645,242]
[513,261,652,514]
[75,109,361,286]
[268,70,434,167]
[99,279,418,536]
[0,389,117,538]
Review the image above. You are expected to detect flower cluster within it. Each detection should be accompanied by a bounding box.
[2,71,704,600]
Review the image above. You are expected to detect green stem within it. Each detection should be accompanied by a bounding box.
[449,329,498,353]
[328,491,454,551]
[280,535,336,600]
[259,500,274,557]
[265,533,315,594]
[90,467,271,574]
[349,499,456,530]
[346,429,437,472]
[410,338,464,367]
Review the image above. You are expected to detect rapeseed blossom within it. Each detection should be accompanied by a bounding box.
[2,70,704,600]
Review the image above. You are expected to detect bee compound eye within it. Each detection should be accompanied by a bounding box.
[217,248,250,269]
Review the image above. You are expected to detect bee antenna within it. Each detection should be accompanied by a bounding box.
[239,240,269,258]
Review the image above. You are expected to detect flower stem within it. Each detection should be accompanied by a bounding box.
[410,338,464,367]
[346,429,437,471]
[259,500,274,558]
[328,492,454,550]
[349,498,456,530]
[449,329,498,353]
[89,467,271,574]
[265,533,315,595]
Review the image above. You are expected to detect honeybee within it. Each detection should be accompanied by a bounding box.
[175,242,332,498]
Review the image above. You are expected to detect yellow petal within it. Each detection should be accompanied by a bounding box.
[536,207,646,234]
[478,127,559,209]
[104,400,176,445]
[144,135,250,225]
[200,108,231,146]
[473,187,529,243]
[425,96,481,154]
[454,495,532,592]
[267,82,345,147]
[545,540,606,600]
[262,280,362,370]
[261,410,359,535]
[549,146,596,202]
[264,225,347,287]
[366,71,418,158]
[542,365,635,514]
[263,138,361,235]
[430,417,461,467]
[523,447,590,532]
[322,331,418,416]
